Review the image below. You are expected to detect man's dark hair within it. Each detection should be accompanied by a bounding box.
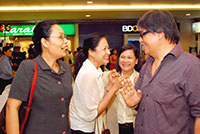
[137,10,180,44]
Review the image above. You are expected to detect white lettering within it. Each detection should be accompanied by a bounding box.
[122,25,128,32]
[122,25,138,32]
[10,28,17,33]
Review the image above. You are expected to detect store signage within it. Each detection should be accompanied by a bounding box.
[0,24,12,32]
[59,24,75,35]
[122,25,138,33]
[0,24,75,36]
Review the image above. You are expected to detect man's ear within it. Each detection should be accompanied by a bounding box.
[41,38,48,48]
[158,32,165,40]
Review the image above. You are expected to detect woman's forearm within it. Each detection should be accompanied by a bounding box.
[6,99,21,134]
[97,86,116,116]
[194,117,200,134]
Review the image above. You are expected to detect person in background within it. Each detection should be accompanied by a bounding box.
[73,47,85,79]
[11,46,26,70]
[0,46,14,95]
[73,51,78,62]
[104,44,141,134]
[64,50,74,66]
[109,49,117,70]
[6,20,73,134]
[120,10,200,134]
[64,50,74,73]
[27,44,37,59]
[0,49,2,58]
[70,33,130,134]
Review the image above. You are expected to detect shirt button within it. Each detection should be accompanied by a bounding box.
[61,114,65,118]
[61,98,64,102]
[143,109,145,112]
[62,131,66,134]
[58,81,62,85]
[146,94,149,97]
[141,123,143,126]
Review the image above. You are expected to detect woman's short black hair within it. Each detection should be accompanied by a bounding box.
[32,20,57,56]
[116,44,142,73]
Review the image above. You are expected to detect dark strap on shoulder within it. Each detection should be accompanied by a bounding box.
[20,60,38,134]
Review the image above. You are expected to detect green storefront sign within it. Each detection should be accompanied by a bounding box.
[0,24,75,36]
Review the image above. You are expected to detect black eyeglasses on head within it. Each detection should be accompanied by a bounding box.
[139,31,151,38]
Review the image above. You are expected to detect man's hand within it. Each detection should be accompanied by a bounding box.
[120,79,142,107]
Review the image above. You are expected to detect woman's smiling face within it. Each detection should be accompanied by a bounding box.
[119,49,138,73]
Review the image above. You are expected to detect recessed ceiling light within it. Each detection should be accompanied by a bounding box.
[85,14,91,17]
[186,13,191,16]
[87,1,93,4]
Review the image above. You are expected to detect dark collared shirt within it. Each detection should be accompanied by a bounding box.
[135,44,200,134]
[9,55,73,134]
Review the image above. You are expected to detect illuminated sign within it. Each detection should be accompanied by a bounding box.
[59,24,75,35]
[192,22,200,33]
[122,25,138,32]
[0,24,75,36]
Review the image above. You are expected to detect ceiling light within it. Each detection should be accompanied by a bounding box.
[1,5,200,11]
[186,13,191,16]
[85,14,91,17]
[87,1,93,4]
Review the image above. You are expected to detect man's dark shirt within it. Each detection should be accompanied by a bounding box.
[135,44,200,134]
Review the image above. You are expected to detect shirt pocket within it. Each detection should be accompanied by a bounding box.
[151,81,183,105]
[150,81,185,130]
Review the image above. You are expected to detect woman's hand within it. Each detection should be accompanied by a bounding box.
[108,69,120,84]
[111,75,129,92]
[120,79,142,107]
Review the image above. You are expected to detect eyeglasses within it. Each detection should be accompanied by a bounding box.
[48,35,67,40]
[139,31,151,38]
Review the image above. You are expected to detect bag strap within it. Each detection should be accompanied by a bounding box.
[95,115,106,134]
[95,118,100,134]
[20,60,38,134]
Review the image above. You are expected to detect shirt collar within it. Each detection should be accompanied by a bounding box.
[35,55,66,74]
[168,43,184,58]
[2,55,9,60]
[84,59,103,78]
[146,43,184,63]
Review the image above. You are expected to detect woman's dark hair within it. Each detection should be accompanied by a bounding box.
[116,44,142,73]
[74,33,108,78]
[137,10,180,44]
[32,20,57,56]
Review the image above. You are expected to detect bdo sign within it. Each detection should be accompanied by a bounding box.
[122,25,138,33]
